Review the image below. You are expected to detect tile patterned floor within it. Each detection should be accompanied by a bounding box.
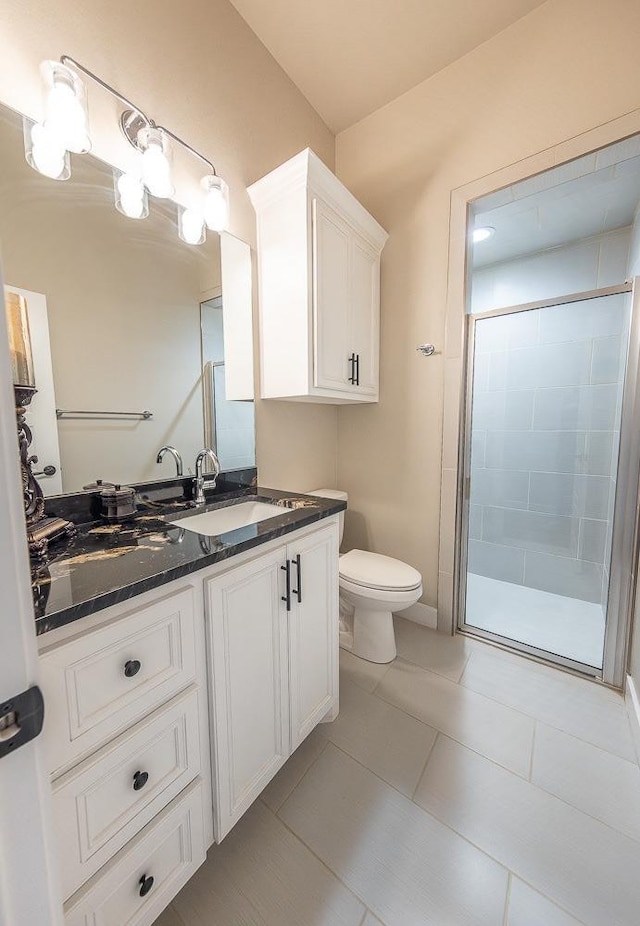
[155,617,640,926]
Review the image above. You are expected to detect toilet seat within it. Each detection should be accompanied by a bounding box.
[339,549,422,592]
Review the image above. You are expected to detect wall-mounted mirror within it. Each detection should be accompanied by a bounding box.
[0,103,255,495]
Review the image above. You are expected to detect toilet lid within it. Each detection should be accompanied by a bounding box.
[339,550,422,592]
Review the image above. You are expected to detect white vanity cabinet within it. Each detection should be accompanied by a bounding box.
[38,583,210,925]
[248,148,388,403]
[206,520,339,840]
[37,513,340,923]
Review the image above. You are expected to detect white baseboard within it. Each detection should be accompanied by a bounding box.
[395,601,438,630]
[626,674,640,765]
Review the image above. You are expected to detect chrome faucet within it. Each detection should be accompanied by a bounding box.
[156,445,183,477]
[194,448,221,505]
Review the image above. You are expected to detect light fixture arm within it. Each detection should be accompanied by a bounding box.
[59,55,217,174]
[156,124,215,175]
[60,55,148,126]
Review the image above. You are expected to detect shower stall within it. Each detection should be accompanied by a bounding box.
[459,285,635,672]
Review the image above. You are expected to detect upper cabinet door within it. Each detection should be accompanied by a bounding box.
[248,149,388,404]
[206,547,289,841]
[287,523,339,751]
[349,235,380,397]
[312,198,354,394]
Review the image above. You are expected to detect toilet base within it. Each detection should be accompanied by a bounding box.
[342,606,397,664]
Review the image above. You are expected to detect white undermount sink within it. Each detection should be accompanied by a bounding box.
[168,501,285,536]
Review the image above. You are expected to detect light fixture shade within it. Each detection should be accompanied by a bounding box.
[201,174,229,231]
[178,207,206,245]
[41,60,91,154]
[23,117,70,180]
[114,170,149,219]
[137,126,174,198]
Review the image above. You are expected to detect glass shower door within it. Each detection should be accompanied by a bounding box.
[459,287,632,672]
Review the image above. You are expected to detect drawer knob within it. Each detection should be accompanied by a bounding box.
[132,770,149,791]
[123,659,141,678]
[139,874,154,897]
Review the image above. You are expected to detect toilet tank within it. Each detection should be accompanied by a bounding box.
[308,489,348,546]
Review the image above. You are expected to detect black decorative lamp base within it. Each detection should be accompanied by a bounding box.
[15,385,75,560]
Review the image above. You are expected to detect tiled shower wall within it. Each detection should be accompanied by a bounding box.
[468,230,631,605]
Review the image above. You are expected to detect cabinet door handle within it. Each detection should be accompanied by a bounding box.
[355,353,360,386]
[139,874,154,897]
[291,553,302,604]
[124,659,141,678]
[281,560,291,611]
[347,353,356,385]
[132,770,149,791]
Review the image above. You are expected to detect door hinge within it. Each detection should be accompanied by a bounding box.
[0,686,44,759]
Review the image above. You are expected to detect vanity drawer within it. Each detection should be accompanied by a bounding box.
[64,778,206,926]
[40,586,197,776]
[54,686,201,899]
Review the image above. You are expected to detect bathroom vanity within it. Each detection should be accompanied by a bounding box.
[33,485,344,925]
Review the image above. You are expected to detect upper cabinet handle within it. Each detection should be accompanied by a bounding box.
[291,553,302,604]
[124,659,141,678]
[347,353,356,385]
[281,560,291,611]
[355,353,360,386]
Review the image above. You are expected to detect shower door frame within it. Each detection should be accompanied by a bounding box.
[456,281,639,685]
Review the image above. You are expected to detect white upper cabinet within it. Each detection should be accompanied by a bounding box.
[248,149,388,403]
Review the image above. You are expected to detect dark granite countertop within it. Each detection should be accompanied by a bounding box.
[32,486,345,635]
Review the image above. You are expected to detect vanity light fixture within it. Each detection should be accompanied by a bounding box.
[24,55,230,242]
[472,225,495,243]
[114,170,149,220]
[202,174,230,232]
[136,125,174,199]
[23,119,70,180]
[178,207,206,245]
[41,61,91,154]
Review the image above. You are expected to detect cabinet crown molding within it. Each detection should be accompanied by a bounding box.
[248,148,388,251]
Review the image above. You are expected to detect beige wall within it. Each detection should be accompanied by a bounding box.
[335,0,640,629]
[0,0,339,493]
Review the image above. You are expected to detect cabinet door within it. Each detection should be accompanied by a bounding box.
[349,235,379,397]
[288,523,339,751]
[206,548,289,840]
[312,197,354,393]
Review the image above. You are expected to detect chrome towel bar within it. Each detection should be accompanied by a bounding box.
[56,409,153,420]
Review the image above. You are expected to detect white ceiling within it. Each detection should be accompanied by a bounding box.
[227,0,548,132]
[471,134,640,268]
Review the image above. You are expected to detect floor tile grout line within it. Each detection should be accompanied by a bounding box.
[512,872,590,926]
[502,872,512,926]
[529,720,537,781]
[411,731,440,801]
[408,649,635,763]
[269,735,331,814]
[268,798,372,920]
[410,725,640,854]
[369,663,392,696]
[370,681,535,781]
[370,659,640,844]
[277,739,514,915]
[341,672,444,739]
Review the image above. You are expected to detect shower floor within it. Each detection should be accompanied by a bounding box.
[465,573,605,668]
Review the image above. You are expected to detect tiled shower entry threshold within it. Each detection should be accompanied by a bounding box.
[465,572,604,669]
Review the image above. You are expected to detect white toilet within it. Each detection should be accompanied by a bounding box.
[310,490,423,664]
